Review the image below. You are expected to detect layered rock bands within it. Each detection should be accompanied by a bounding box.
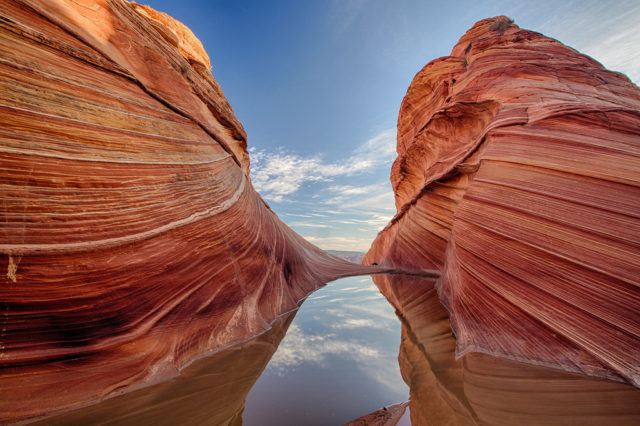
[371,273,640,425]
[0,1,376,422]
[365,16,640,389]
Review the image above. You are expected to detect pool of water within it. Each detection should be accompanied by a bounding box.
[32,273,640,425]
[39,275,407,425]
[243,275,408,425]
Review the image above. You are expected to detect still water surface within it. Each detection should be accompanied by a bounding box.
[40,275,407,425]
[243,275,408,425]
[33,272,640,425]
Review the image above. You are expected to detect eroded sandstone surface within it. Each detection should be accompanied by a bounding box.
[32,312,297,425]
[365,16,640,388]
[371,273,640,425]
[0,1,377,422]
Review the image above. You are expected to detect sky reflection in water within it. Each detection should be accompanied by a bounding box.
[243,275,407,425]
[36,272,640,425]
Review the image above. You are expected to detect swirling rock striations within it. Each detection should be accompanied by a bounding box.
[0,1,375,422]
[371,273,640,425]
[33,312,297,426]
[365,16,640,388]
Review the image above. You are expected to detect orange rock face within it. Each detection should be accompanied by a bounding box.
[365,16,640,388]
[33,312,297,425]
[0,1,375,422]
[371,273,640,425]
[343,401,409,426]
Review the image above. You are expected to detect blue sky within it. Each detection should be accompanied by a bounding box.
[147,0,639,251]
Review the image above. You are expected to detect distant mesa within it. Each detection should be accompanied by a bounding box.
[365,15,640,389]
[327,250,366,264]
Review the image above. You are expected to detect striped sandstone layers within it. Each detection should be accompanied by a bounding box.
[371,273,640,425]
[365,16,640,388]
[33,312,297,426]
[0,1,375,422]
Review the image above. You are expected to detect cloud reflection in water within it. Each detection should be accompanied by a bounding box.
[243,275,407,425]
[268,324,382,374]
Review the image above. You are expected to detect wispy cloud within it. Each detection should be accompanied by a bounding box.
[508,0,640,84]
[327,183,384,197]
[302,235,374,251]
[248,129,399,251]
[249,129,395,202]
[563,11,640,84]
[326,304,398,322]
[324,183,395,212]
[288,221,331,228]
[330,318,385,330]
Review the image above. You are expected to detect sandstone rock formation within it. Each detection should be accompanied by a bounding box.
[32,312,296,425]
[0,1,377,422]
[371,273,640,425]
[343,401,409,426]
[365,16,640,388]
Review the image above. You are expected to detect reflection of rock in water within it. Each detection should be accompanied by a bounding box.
[35,311,296,426]
[372,274,640,425]
[343,401,409,426]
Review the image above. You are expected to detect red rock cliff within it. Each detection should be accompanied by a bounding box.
[0,1,376,422]
[371,273,640,425]
[365,16,640,388]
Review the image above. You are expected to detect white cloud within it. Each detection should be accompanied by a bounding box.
[302,235,374,251]
[289,221,331,228]
[249,149,328,202]
[249,129,396,202]
[354,128,397,159]
[323,184,395,212]
[329,212,393,228]
[333,304,399,321]
[327,183,384,197]
[249,130,398,251]
[330,318,385,330]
